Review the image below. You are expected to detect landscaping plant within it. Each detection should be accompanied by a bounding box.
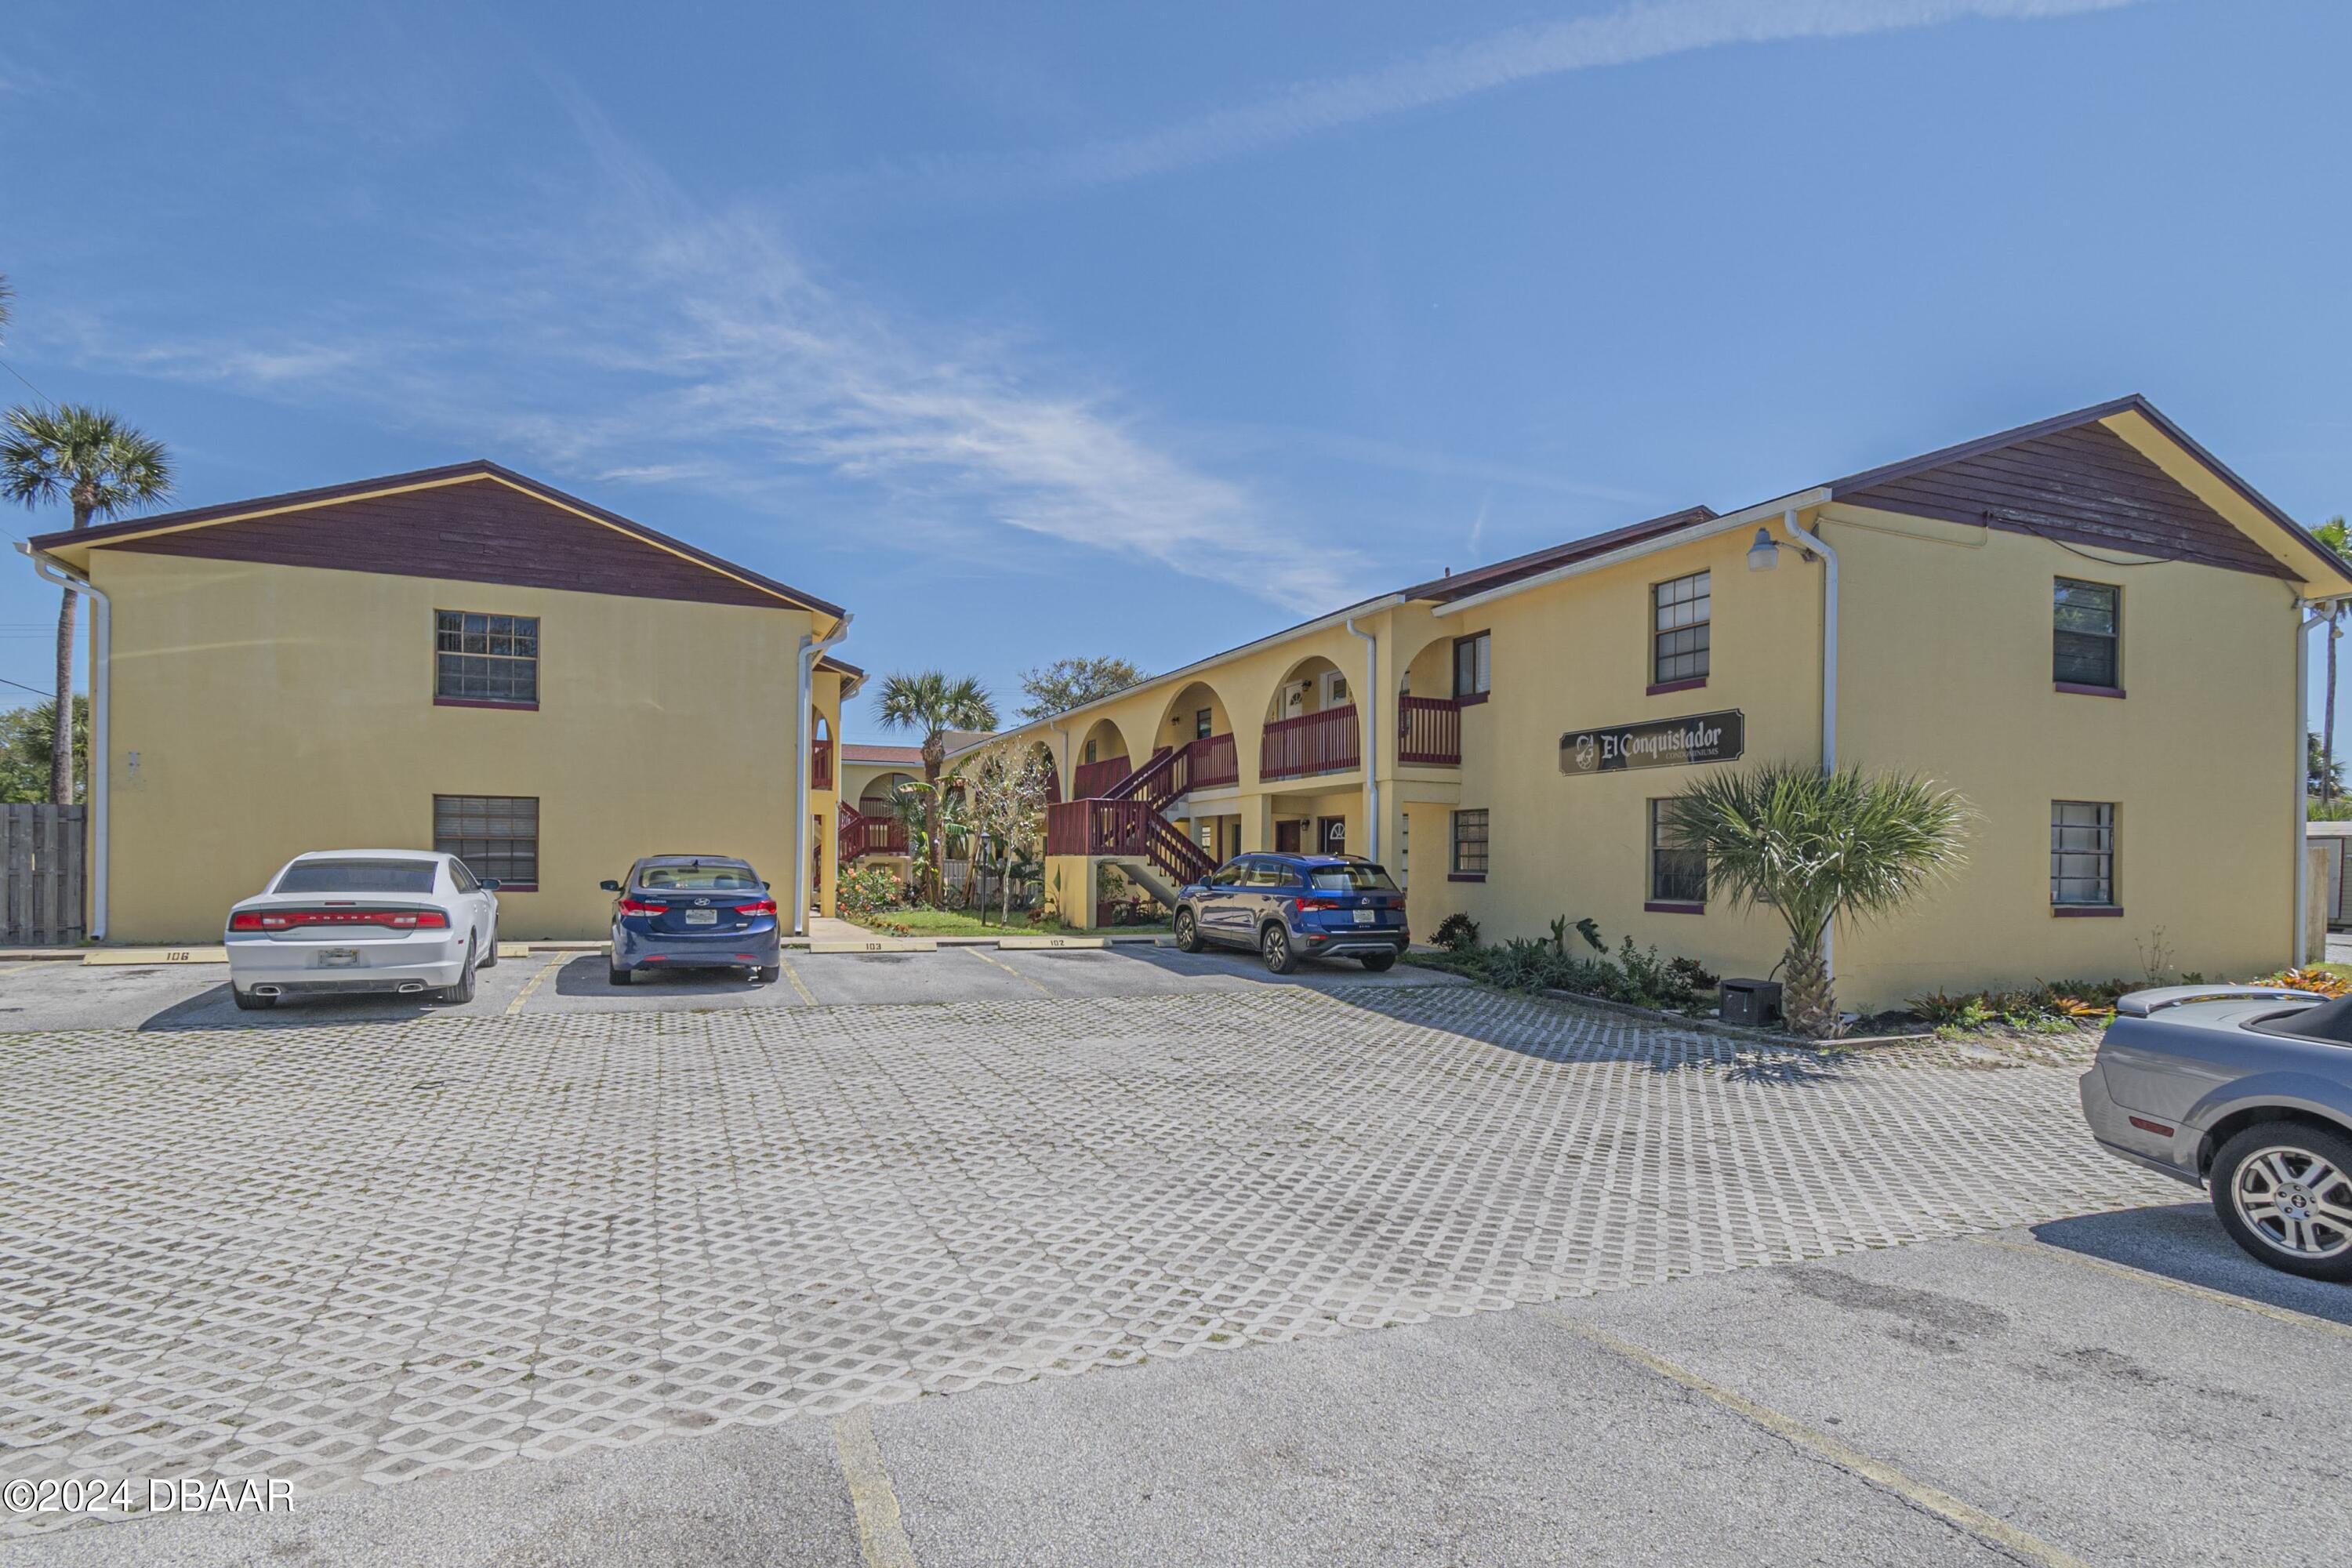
[1662,764,1970,1039]
[874,670,997,904]
[1432,912,1480,953]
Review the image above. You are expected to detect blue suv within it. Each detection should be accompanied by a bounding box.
[1172,854,1409,974]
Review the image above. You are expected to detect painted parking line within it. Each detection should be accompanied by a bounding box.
[775,952,818,1005]
[1543,1312,2092,1568]
[504,953,564,1017]
[833,1407,921,1568]
[1967,1233,2352,1341]
[961,945,1053,996]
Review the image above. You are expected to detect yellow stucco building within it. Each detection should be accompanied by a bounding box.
[24,461,856,943]
[988,397,2352,1010]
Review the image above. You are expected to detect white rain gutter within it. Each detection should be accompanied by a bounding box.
[1344,616,1378,862]
[24,548,110,943]
[793,613,853,937]
[1428,488,1833,619]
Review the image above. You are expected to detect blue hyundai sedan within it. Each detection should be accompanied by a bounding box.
[602,855,781,985]
[1172,853,1408,974]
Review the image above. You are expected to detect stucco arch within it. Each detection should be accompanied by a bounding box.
[856,769,917,814]
[1154,679,1238,748]
[1394,627,1463,702]
[1265,655,1351,721]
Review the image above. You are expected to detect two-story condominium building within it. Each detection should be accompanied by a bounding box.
[22,461,858,944]
[996,397,2352,1011]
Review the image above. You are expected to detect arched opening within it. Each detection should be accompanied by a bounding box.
[1155,680,1240,789]
[813,713,834,789]
[1261,656,1360,782]
[1073,717,1133,798]
[1396,633,1465,767]
[857,769,917,815]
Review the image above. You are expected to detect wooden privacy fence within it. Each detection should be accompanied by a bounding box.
[2,804,85,946]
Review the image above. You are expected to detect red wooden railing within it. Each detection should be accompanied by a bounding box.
[813,738,834,790]
[1106,746,1178,808]
[839,804,908,862]
[1073,757,1132,800]
[1188,731,1239,789]
[1396,695,1461,766]
[1045,798,1215,885]
[1259,704,1360,781]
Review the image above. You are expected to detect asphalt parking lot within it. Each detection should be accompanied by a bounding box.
[0,942,1461,1032]
[2,963,2343,1565]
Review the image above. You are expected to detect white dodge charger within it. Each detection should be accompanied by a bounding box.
[224,850,500,1010]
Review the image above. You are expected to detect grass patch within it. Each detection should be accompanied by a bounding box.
[866,908,1094,938]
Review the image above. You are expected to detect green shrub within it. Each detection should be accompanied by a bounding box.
[1423,931,1714,1012]
[1433,913,1481,953]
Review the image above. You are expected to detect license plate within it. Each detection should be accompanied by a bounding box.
[318,949,361,967]
[684,909,718,925]
[1352,909,1375,924]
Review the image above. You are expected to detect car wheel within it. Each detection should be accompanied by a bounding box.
[1261,924,1299,975]
[608,964,633,986]
[1359,950,1398,973]
[441,939,478,1004]
[1174,909,1203,953]
[231,985,276,1011]
[2209,1122,2352,1283]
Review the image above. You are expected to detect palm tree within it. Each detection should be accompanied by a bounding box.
[874,670,997,903]
[2314,517,2351,811]
[1663,763,1970,1038]
[2,405,173,804]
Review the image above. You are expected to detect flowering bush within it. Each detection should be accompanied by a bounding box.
[838,864,905,920]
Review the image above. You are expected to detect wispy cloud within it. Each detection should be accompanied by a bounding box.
[837,0,2145,201]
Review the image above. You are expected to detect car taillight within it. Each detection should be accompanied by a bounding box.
[229,909,448,931]
[1295,897,1341,913]
[617,898,666,916]
[733,898,779,916]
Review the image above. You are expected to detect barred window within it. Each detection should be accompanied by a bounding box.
[1653,571,1711,684]
[2051,800,2115,907]
[434,795,539,889]
[1649,799,1708,906]
[1450,809,1489,877]
[435,611,539,706]
[2054,579,2119,689]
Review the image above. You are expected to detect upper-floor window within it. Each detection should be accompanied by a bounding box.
[1652,572,1710,686]
[435,611,539,706]
[2054,579,2120,691]
[1453,632,1490,702]
[1195,707,1214,739]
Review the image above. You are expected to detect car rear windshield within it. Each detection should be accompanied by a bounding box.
[1308,865,1398,891]
[639,863,761,891]
[273,859,440,895]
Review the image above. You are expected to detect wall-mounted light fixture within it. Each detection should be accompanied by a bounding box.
[1745,527,1781,572]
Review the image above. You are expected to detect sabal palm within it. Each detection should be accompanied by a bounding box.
[2,405,172,804]
[874,671,996,902]
[1662,763,1970,1038]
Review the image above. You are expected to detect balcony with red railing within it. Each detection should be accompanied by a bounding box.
[1259,704,1360,782]
[813,737,833,790]
[1072,756,1132,800]
[839,805,908,862]
[1396,695,1461,767]
[1186,731,1239,789]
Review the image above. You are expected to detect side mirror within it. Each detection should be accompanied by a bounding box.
[480,879,503,892]
[599,880,621,892]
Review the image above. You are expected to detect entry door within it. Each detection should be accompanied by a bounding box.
[1276,819,1302,854]
[1317,816,1345,855]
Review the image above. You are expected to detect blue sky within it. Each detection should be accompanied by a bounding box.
[2,0,2346,739]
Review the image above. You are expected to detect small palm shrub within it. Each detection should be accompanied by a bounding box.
[1433,913,1481,952]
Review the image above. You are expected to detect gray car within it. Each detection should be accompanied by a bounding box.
[2082,985,2352,1282]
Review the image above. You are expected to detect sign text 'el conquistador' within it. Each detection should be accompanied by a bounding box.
[1559,710,1745,777]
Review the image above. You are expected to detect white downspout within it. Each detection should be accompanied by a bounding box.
[793,614,853,938]
[1781,509,1838,986]
[1345,616,1378,862]
[26,550,109,943]
[2296,599,2332,967]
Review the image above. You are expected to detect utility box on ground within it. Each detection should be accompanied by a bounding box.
[1719,978,1782,1029]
